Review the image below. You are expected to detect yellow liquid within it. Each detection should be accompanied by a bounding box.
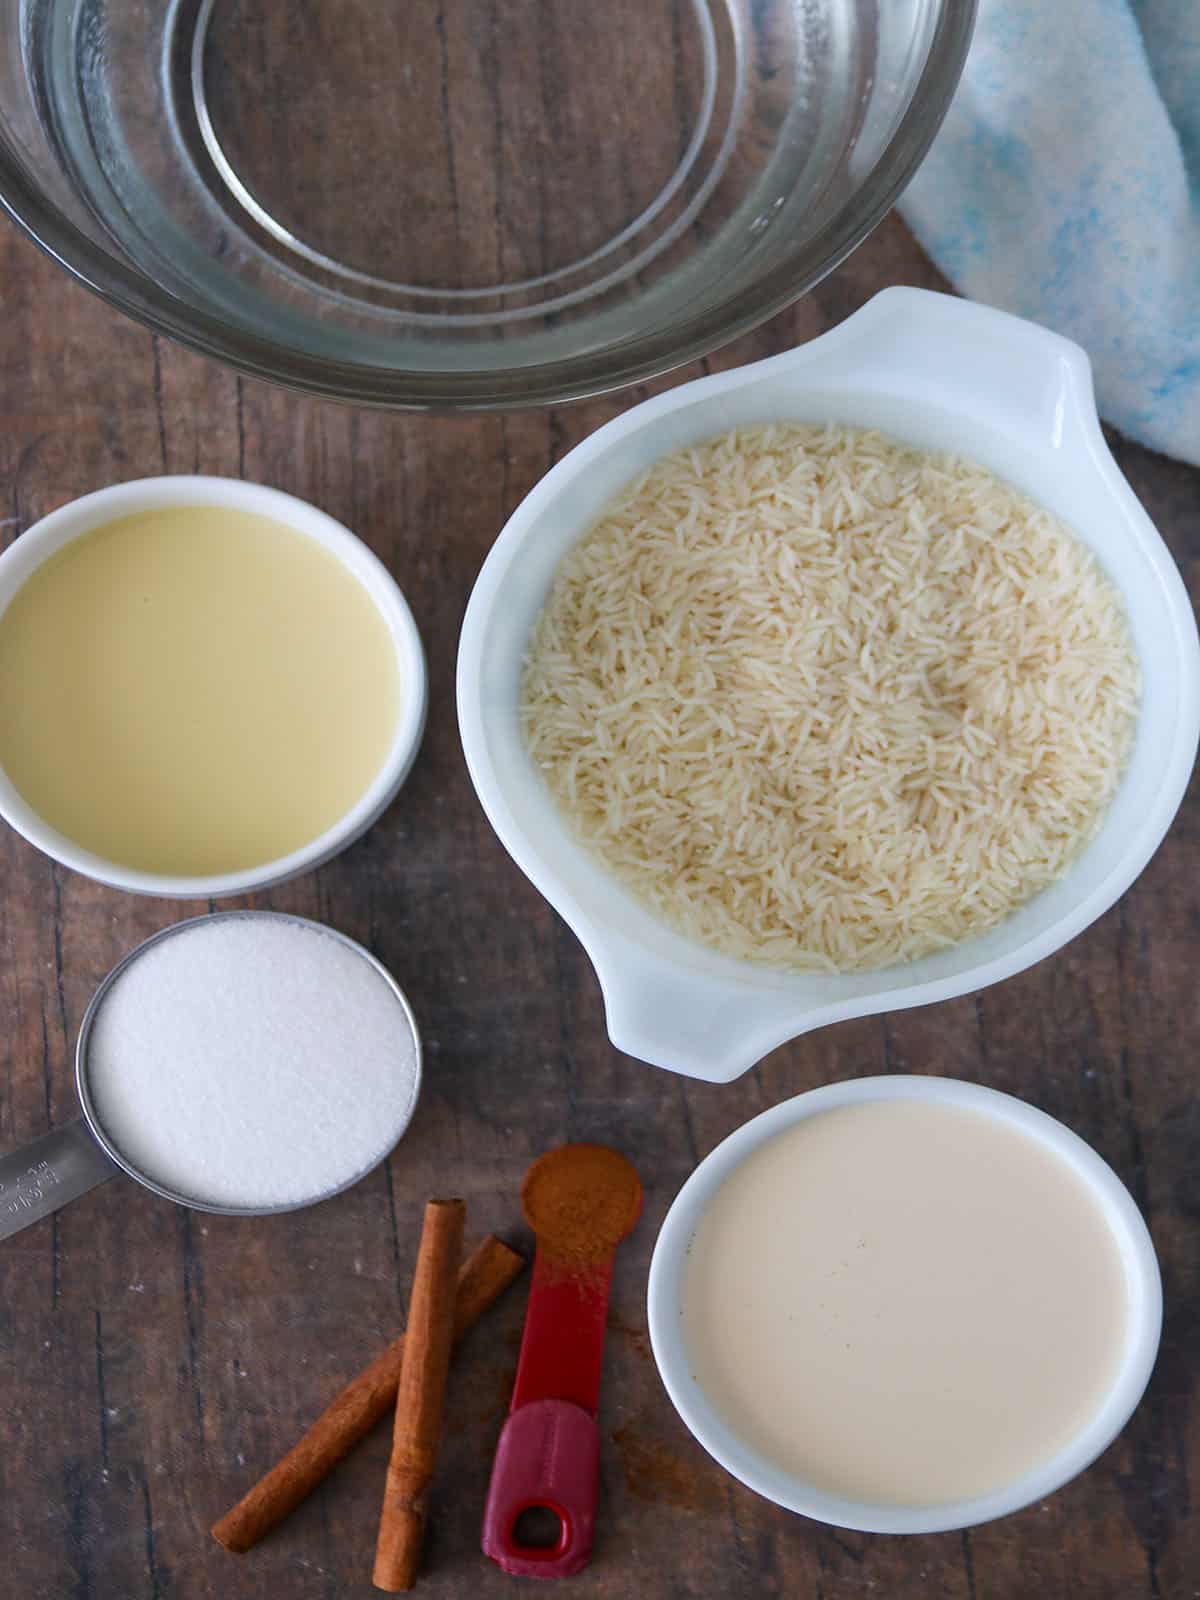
[0,507,402,876]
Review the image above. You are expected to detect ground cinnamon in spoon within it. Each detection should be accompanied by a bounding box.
[521,1144,643,1266]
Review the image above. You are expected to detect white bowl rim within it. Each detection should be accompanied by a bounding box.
[0,475,427,898]
[646,1073,1163,1534]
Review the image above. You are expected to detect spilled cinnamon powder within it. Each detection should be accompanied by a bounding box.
[611,1420,724,1514]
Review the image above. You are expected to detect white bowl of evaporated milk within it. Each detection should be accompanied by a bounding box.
[0,477,426,897]
[647,1075,1161,1534]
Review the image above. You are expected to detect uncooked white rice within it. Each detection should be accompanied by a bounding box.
[521,425,1139,974]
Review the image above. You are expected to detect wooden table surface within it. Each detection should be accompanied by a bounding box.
[1,211,1197,1600]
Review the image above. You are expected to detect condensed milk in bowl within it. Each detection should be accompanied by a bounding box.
[0,476,426,896]
[647,1075,1161,1533]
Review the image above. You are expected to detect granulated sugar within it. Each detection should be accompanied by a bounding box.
[86,915,420,1209]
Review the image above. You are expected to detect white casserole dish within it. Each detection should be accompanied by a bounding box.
[457,289,1200,1081]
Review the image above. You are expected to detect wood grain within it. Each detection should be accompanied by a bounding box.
[0,198,1197,1600]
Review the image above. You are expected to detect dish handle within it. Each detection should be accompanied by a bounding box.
[774,287,1104,457]
[588,937,817,1084]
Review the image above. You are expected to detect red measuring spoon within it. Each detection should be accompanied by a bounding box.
[482,1144,642,1579]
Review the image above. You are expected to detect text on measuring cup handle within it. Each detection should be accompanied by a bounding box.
[0,1158,65,1215]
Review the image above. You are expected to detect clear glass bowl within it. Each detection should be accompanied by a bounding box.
[1,0,974,408]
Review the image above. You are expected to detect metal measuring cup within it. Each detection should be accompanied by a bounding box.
[0,912,422,1239]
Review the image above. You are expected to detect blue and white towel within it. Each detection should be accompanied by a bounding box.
[898,0,1200,466]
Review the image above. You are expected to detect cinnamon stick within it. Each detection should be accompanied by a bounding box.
[373,1197,465,1592]
[212,1234,523,1555]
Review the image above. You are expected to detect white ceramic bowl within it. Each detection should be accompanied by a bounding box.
[647,1074,1162,1534]
[458,288,1200,1082]
[0,476,427,897]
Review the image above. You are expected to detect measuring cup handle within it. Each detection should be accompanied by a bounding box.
[0,1119,119,1240]
[482,1399,600,1578]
